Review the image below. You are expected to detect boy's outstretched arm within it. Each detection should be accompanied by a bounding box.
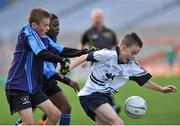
[38,50,65,63]
[50,73,80,92]
[143,80,176,93]
[60,46,98,58]
[70,54,88,70]
[44,62,80,92]
[60,47,89,57]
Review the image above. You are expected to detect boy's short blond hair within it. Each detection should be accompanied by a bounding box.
[120,32,143,48]
[28,8,51,25]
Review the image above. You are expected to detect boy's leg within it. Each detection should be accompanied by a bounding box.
[40,85,71,125]
[95,116,109,125]
[18,108,34,125]
[94,103,124,125]
[37,99,60,125]
[5,90,35,125]
[31,89,60,125]
[49,91,71,125]
[15,105,37,125]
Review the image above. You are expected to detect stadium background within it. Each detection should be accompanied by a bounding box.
[0,0,180,124]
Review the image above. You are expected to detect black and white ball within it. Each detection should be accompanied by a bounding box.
[125,96,147,118]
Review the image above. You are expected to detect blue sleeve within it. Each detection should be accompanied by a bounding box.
[23,26,46,55]
[43,62,57,79]
[48,36,64,53]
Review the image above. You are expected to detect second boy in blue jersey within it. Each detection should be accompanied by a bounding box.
[40,14,91,125]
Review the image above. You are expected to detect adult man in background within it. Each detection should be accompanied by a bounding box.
[81,8,120,114]
[81,8,117,50]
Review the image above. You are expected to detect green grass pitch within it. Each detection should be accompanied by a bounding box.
[0,76,180,125]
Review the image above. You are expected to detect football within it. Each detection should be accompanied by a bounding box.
[124,96,147,119]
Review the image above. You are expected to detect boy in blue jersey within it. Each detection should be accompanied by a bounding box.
[5,8,69,125]
[39,14,91,125]
[70,32,177,125]
[14,13,91,125]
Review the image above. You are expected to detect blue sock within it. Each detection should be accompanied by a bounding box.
[14,119,22,126]
[59,112,71,125]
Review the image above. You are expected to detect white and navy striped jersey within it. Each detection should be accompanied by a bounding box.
[78,47,152,96]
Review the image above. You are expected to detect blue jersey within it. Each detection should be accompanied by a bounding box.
[41,35,64,89]
[6,24,47,94]
[43,62,56,79]
[41,35,64,68]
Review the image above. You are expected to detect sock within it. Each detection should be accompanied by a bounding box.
[14,119,22,126]
[59,112,71,125]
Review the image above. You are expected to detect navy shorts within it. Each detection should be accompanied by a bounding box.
[6,89,48,115]
[79,92,112,121]
[43,84,62,97]
[41,78,62,97]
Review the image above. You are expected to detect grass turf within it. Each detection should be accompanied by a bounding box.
[0,76,179,125]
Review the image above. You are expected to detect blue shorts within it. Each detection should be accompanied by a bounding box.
[79,92,112,121]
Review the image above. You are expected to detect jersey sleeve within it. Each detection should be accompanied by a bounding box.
[23,26,46,55]
[43,62,57,79]
[87,49,113,62]
[129,61,152,86]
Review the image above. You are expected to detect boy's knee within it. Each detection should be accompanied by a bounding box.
[61,105,71,113]
[111,117,124,125]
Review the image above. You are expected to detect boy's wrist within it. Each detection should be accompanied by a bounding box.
[158,86,164,93]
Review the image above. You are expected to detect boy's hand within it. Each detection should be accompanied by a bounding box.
[60,58,70,75]
[69,80,80,92]
[161,85,177,93]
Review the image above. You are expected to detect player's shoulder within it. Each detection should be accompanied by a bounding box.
[99,48,115,52]
[97,48,116,57]
[129,59,141,67]
[21,24,34,35]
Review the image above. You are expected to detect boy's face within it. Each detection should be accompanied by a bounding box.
[120,44,141,63]
[47,18,59,37]
[32,18,50,36]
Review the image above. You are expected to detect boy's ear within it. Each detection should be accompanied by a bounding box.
[31,22,38,29]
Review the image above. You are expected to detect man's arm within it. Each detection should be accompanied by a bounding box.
[143,80,176,93]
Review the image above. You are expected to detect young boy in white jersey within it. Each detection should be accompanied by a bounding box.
[70,32,177,125]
